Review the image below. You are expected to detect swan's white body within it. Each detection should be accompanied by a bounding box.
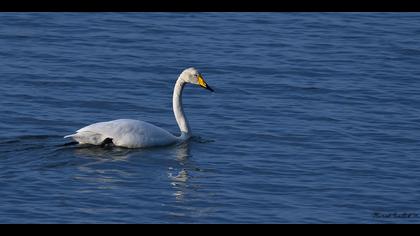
[64,119,179,148]
[64,68,213,148]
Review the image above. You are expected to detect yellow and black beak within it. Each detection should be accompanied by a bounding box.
[197,74,214,92]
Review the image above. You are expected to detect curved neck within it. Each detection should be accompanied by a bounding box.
[173,78,191,140]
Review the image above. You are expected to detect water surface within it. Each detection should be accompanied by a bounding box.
[0,13,420,223]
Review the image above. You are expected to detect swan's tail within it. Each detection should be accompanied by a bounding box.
[64,134,76,139]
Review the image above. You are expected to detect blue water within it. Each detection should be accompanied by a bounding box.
[0,13,420,223]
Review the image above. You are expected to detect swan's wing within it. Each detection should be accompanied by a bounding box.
[65,119,177,148]
[64,131,106,145]
[64,120,116,145]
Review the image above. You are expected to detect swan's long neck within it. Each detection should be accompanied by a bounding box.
[173,78,191,140]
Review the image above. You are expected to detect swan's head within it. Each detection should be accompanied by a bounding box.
[180,67,214,92]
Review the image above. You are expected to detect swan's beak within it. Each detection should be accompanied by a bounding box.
[198,74,214,92]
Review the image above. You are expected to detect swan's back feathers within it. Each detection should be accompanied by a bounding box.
[65,119,178,148]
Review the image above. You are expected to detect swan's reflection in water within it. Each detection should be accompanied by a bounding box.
[72,145,132,161]
[69,145,135,190]
[167,141,216,219]
[69,141,200,203]
[168,142,193,202]
[65,140,210,219]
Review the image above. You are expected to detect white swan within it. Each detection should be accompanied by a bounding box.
[64,67,214,148]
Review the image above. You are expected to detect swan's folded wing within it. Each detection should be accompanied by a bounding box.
[64,131,106,145]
